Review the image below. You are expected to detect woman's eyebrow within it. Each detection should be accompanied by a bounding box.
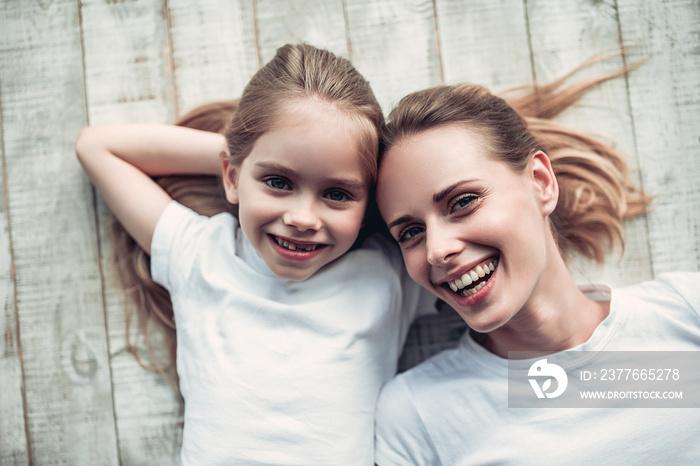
[387,179,481,228]
[387,215,414,230]
[433,179,478,204]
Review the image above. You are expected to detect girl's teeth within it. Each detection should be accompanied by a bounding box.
[489,262,495,272]
[476,265,485,277]
[277,237,317,251]
[469,270,479,282]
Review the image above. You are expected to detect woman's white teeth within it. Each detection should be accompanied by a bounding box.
[461,281,486,296]
[446,259,498,296]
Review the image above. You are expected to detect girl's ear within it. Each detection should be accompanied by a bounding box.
[222,159,240,204]
[529,150,558,216]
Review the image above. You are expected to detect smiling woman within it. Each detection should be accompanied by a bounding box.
[374,68,700,465]
[379,126,564,334]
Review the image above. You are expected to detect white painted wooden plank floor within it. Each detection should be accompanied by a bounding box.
[1,0,698,464]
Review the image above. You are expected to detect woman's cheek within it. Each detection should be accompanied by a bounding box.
[403,248,430,288]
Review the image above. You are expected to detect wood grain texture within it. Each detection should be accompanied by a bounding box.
[81,0,173,125]
[0,0,118,463]
[80,0,183,463]
[435,0,533,89]
[618,0,700,275]
[256,0,349,62]
[345,0,442,112]
[0,70,29,466]
[167,0,259,115]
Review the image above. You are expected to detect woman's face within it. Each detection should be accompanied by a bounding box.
[376,125,557,333]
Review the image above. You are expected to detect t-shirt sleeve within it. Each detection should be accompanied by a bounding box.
[375,376,439,466]
[657,272,700,317]
[150,200,210,292]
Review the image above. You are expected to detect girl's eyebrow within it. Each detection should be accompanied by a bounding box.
[254,161,366,192]
[254,161,297,178]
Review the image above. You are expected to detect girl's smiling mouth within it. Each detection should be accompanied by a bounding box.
[270,234,325,251]
[268,234,328,261]
[441,255,499,297]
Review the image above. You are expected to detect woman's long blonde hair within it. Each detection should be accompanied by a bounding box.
[380,61,652,264]
[111,44,383,384]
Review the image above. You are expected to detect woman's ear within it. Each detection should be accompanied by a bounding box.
[529,151,558,215]
[222,159,239,204]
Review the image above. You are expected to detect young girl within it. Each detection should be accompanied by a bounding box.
[374,66,700,464]
[76,43,434,465]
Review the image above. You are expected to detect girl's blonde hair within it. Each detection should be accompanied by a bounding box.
[380,62,652,264]
[111,44,383,383]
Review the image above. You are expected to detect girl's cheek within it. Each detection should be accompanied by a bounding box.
[338,207,366,226]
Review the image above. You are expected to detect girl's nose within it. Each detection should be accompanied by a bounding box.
[425,221,463,266]
[282,198,322,231]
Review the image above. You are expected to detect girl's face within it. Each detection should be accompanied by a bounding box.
[376,125,558,332]
[223,100,370,281]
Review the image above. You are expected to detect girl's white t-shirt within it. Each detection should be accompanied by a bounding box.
[151,201,435,465]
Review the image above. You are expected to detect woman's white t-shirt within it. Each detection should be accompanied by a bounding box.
[151,201,435,465]
[375,272,700,465]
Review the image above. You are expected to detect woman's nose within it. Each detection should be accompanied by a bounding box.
[425,222,463,266]
[282,197,322,231]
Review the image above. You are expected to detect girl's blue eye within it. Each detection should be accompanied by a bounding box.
[398,226,424,243]
[326,190,349,202]
[266,177,290,190]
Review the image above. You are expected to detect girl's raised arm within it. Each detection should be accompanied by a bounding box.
[75,124,225,254]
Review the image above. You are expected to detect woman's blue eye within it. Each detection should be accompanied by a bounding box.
[399,226,424,243]
[326,190,349,202]
[452,194,477,211]
[266,178,290,190]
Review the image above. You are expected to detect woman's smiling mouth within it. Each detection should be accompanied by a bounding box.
[441,256,499,297]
